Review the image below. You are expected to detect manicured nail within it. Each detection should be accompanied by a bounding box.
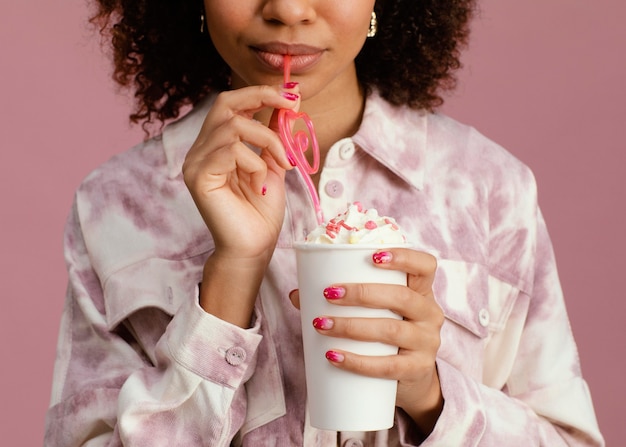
[281,92,299,101]
[325,350,345,362]
[313,317,334,330]
[261,184,267,196]
[323,286,345,300]
[373,251,393,264]
[283,81,299,89]
[287,153,297,167]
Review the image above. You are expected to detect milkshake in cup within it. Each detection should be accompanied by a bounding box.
[294,202,408,431]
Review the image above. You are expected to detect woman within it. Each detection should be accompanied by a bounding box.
[44,1,604,445]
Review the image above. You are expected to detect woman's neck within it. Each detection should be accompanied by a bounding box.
[304,80,365,155]
[301,76,364,188]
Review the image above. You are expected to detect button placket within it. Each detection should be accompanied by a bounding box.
[324,180,344,198]
[318,138,355,218]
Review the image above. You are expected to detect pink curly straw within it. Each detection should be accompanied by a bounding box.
[277,55,324,224]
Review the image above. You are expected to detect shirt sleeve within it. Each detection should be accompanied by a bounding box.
[406,210,604,446]
[44,201,262,447]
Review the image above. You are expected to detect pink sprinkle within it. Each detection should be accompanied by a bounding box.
[353,201,363,212]
[384,218,399,230]
[339,220,354,231]
[326,222,340,233]
[325,230,336,239]
[365,220,378,230]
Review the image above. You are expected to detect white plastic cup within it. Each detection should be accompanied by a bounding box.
[294,243,407,431]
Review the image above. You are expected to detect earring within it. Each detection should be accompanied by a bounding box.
[367,11,378,38]
[200,13,205,33]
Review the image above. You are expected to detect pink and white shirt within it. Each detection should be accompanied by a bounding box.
[44,92,604,446]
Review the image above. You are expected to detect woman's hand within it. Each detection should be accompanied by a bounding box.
[289,248,444,435]
[183,85,298,260]
[183,84,298,327]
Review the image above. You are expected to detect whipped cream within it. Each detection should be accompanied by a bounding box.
[304,202,407,245]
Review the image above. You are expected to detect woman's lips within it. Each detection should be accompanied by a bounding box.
[252,43,324,73]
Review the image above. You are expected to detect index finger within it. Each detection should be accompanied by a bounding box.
[372,248,437,295]
[202,84,300,130]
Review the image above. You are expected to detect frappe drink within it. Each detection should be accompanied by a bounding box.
[295,202,408,431]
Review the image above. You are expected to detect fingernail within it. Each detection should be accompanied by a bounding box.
[325,350,344,362]
[281,92,299,101]
[286,153,297,167]
[262,184,267,196]
[323,286,345,300]
[283,81,299,89]
[313,317,334,330]
[373,251,393,264]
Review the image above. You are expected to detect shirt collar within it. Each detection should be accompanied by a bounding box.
[352,90,427,191]
[162,95,216,179]
[162,90,428,189]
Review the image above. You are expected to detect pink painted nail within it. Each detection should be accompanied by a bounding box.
[323,286,345,300]
[325,350,345,362]
[373,251,393,264]
[283,81,299,89]
[287,153,297,167]
[281,92,299,101]
[313,317,334,330]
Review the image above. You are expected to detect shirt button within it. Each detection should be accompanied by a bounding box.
[338,141,356,160]
[478,308,490,327]
[225,347,246,366]
[324,180,344,198]
[343,439,364,447]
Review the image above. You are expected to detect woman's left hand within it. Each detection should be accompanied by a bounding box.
[289,248,444,435]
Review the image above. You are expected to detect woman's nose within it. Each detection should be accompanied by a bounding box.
[261,0,317,27]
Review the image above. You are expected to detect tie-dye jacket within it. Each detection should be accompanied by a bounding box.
[44,91,604,446]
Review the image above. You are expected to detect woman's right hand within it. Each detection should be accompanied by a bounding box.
[183,84,298,260]
[182,85,298,326]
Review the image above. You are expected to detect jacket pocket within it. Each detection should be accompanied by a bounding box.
[434,259,518,382]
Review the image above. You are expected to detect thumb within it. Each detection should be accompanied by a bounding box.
[288,289,301,309]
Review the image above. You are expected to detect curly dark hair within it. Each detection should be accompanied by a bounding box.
[91,0,476,131]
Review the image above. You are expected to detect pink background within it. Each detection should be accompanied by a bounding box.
[1,0,624,445]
